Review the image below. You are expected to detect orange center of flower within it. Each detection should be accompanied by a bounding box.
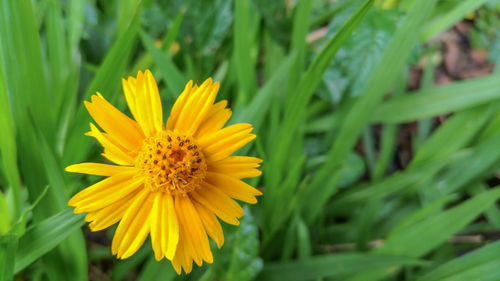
[135,131,207,195]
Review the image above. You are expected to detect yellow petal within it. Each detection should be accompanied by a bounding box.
[193,200,224,248]
[163,193,179,260]
[150,192,180,261]
[191,182,243,225]
[205,172,262,204]
[150,193,164,261]
[198,123,256,162]
[194,101,231,138]
[112,189,153,259]
[65,163,134,176]
[84,94,144,150]
[174,79,219,135]
[208,156,262,179]
[85,190,138,231]
[69,170,137,206]
[171,233,193,274]
[87,123,135,165]
[122,71,163,136]
[175,196,213,265]
[71,175,143,213]
[166,80,196,130]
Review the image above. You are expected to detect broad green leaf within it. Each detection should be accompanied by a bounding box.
[14,211,85,273]
[259,253,426,281]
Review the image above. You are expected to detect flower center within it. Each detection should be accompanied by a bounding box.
[135,130,207,195]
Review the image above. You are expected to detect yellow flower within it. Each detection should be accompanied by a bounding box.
[66,70,262,274]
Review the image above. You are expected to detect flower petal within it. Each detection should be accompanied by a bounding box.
[86,123,135,165]
[170,78,220,135]
[205,172,262,204]
[191,182,243,225]
[175,195,213,265]
[171,232,193,274]
[70,173,143,213]
[163,193,179,260]
[208,156,262,179]
[194,100,231,138]
[166,81,196,130]
[112,189,153,259]
[150,192,179,261]
[193,200,224,248]
[85,190,139,231]
[69,170,136,205]
[123,70,164,136]
[198,123,256,162]
[65,163,134,176]
[84,94,144,150]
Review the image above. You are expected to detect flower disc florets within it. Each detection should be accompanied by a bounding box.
[135,130,207,195]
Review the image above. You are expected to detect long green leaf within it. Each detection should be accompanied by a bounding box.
[14,211,85,273]
[0,235,17,281]
[302,0,437,222]
[259,253,426,281]
[270,0,374,198]
[419,240,500,281]
[382,187,500,257]
[140,30,186,97]
[233,0,258,104]
[0,57,21,222]
[64,4,141,165]
[421,0,490,41]
[372,74,500,123]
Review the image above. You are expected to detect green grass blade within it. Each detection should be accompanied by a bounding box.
[140,30,186,97]
[270,0,374,192]
[0,0,53,140]
[0,235,17,281]
[259,253,426,281]
[160,9,185,53]
[382,187,500,257]
[421,0,490,41]
[411,104,495,167]
[0,61,21,222]
[14,211,85,273]
[418,240,500,281]
[302,0,437,222]
[64,5,141,165]
[233,0,258,104]
[232,51,297,130]
[67,0,86,53]
[372,74,500,124]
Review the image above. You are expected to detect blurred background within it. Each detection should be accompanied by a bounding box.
[2,0,500,280]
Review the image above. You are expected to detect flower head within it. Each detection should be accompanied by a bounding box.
[67,70,262,274]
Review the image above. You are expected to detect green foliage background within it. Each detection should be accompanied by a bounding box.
[2,0,500,280]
